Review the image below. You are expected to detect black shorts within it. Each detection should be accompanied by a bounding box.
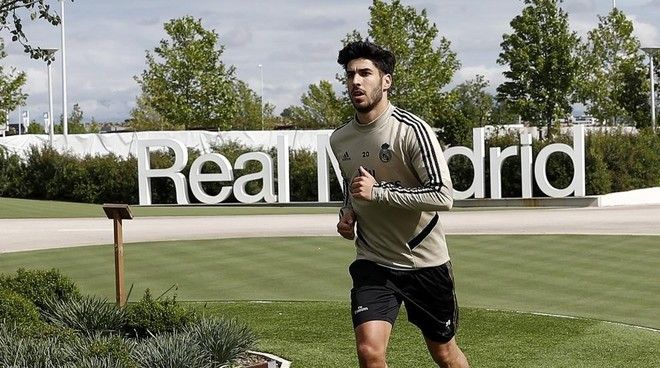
[349,259,459,343]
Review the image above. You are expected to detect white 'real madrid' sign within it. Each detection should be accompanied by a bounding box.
[137,126,585,205]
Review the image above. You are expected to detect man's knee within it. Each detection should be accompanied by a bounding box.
[427,338,469,368]
[356,341,387,367]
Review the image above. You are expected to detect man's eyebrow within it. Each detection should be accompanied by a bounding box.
[347,67,374,73]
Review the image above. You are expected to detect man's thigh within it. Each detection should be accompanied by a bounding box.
[398,261,459,343]
[349,260,402,328]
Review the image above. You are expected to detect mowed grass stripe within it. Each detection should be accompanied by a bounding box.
[453,235,660,328]
[201,302,660,368]
[0,197,338,218]
[0,235,657,329]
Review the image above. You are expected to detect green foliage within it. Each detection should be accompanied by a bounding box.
[27,121,45,134]
[0,288,41,325]
[128,94,178,131]
[132,332,211,368]
[577,9,650,127]
[0,326,72,367]
[136,16,238,130]
[43,296,126,337]
[0,268,80,312]
[497,0,580,131]
[57,102,87,134]
[21,145,86,201]
[283,80,352,129]
[0,1,72,61]
[67,334,137,368]
[0,38,28,116]
[233,80,277,130]
[123,289,196,338]
[586,128,660,192]
[0,145,25,197]
[341,0,459,125]
[440,75,494,146]
[184,318,258,366]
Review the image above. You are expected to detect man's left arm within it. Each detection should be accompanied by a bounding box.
[351,124,453,211]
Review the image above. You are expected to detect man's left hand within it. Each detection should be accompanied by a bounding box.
[351,166,376,201]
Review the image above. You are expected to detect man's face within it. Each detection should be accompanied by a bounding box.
[345,58,391,113]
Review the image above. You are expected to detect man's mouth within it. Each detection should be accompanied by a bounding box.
[352,90,365,97]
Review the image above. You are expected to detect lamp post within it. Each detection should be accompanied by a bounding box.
[258,64,264,130]
[60,0,69,137]
[641,47,659,131]
[44,48,58,145]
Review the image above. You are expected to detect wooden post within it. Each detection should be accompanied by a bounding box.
[103,204,133,307]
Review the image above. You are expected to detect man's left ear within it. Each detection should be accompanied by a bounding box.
[382,74,392,92]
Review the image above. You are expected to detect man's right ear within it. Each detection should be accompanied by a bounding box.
[382,74,392,92]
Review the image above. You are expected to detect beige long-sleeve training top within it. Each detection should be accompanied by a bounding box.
[330,103,454,269]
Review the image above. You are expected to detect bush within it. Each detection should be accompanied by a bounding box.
[67,334,137,368]
[123,289,196,338]
[0,268,80,312]
[43,296,126,337]
[185,318,257,366]
[0,288,41,325]
[132,332,210,368]
[0,324,73,368]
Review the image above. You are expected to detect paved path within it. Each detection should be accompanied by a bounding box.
[1,205,658,253]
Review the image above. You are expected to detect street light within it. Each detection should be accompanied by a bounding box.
[641,47,659,131]
[44,48,58,145]
[60,0,69,137]
[258,64,264,130]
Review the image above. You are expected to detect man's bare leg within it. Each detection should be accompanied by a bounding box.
[355,320,393,368]
[425,337,469,368]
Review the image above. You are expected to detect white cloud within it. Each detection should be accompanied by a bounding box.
[3,0,659,122]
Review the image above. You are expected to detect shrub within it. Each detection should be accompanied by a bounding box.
[0,288,41,325]
[67,334,137,368]
[0,146,26,197]
[123,289,196,338]
[0,268,80,312]
[185,318,258,366]
[132,332,211,368]
[43,295,125,337]
[0,324,72,367]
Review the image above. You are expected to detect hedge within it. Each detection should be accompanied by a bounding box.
[1,129,658,204]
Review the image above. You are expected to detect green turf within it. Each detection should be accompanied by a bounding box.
[200,302,660,368]
[0,197,339,218]
[1,235,658,329]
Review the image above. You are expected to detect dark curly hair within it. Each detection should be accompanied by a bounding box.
[337,41,396,76]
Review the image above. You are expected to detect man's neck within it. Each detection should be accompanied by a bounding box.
[356,98,390,125]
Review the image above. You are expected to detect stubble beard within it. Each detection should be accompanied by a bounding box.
[352,86,384,114]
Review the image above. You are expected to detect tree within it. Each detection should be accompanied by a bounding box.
[490,99,520,126]
[27,120,43,134]
[439,75,494,145]
[0,0,72,62]
[342,0,460,125]
[54,102,85,133]
[497,0,580,134]
[128,94,177,131]
[232,80,276,130]
[577,9,650,127]
[136,16,238,130]
[282,80,351,129]
[0,38,27,124]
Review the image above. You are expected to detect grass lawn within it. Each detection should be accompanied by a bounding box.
[1,235,657,330]
[202,302,660,368]
[2,198,658,366]
[0,197,338,218]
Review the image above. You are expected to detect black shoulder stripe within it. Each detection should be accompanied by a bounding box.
[392,109,442,187]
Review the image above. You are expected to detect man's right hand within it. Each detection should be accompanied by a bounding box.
[337,209,356,240]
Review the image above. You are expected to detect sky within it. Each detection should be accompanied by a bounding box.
[2,0,659,124]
